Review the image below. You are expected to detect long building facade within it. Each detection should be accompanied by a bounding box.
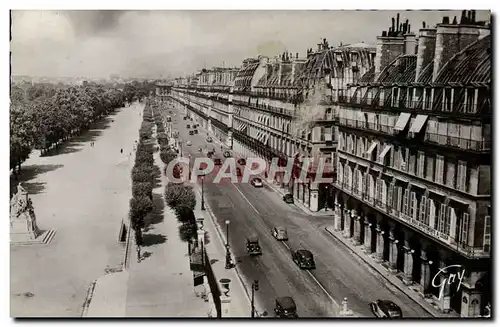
[157,11,491,317]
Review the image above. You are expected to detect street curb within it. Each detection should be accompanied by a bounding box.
[323,226,438,318]
[81,279,97,317]
[193,185,264,318]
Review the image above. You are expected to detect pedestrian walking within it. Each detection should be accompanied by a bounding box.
[120,148,123,154]
[136,245,141,263]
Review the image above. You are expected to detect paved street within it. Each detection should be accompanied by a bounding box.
[10,103,143,317]
[168,104,431,318]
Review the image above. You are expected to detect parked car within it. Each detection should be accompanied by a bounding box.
[271,226,288,241]
[251,177,263,188]
[370,300,403,318]
[292,249,315,269]
[274,297,298,318]
[237,158,247,165]
[246,236,262,255]
[186,141,192,146]
[213,158,222,166]
[223,151,232,158]
[193,129,198,134]
[187,124,191,128]
[206,137,213,143]
[183,116,188,120]
[189,130,194,135]
[283,194,294,204]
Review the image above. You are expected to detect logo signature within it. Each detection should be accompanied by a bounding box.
[431,264,466,301]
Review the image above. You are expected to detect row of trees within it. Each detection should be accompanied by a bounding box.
[151,100,198,244]
[129,103,155,247]
[10,82,126,174]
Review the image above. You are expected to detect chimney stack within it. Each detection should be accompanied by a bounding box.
[374,14,406,76]
[433,10,481,81]
[415,27,436,81]
[404,33,417,55]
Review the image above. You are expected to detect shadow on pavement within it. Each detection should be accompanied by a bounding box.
[145,193,165,228]
[40,113,118,158]
[142,233,167,247]
[153,165,162,189]
[10,164,64,198]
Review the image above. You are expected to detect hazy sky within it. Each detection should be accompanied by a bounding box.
[11,10,490,79]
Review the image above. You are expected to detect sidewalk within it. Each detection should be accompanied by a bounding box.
[123,127,208,317]
[323,225,460,318]
[193,186,261,317]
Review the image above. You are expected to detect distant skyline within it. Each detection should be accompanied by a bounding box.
[11,10,491,79]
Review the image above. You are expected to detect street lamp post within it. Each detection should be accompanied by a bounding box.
[225,220,232,269]
[251,280,259,318]
[325,185,329,211]
[201,176,206,211]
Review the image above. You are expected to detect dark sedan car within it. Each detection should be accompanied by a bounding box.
[283,194,294,204]
[223,151,232,158]
[251,177,263,187]
[370,300,403,318]
[292,249,315,269]
[237,158,247,166]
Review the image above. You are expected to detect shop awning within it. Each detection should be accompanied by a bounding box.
[408,115,429,134]
[393,112,412,131]
[378,145,392,161]
[366,141,378,155]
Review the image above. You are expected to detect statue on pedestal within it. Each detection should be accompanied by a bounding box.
[10,183,40,241]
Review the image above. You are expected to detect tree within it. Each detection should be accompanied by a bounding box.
[132,165,153,184]
[132,181,153,200]
[160,149,177,165]
[164,183,196,210]
[175,205,196,224]
[178,222,197,243]
[130,196,153,231]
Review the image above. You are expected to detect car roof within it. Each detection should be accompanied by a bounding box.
[378,300,401,311]
[296,249,312,257]
[276,297,296,309]
[247,235,259,242]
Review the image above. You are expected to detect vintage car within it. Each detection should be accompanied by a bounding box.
[271,226,288,241]
[193,129,198,134]
[213,158,222,166]
[237,158,247,165]
[292,249,315,269]
[223,151,232,158]
[187,124,191,128]
[246,236,262,255]
[251,177,263,188]
[206,137,213,143]
[189,130,194,135]
[274,297,298,318]
[370,300,403,318]
[283,194,294,204]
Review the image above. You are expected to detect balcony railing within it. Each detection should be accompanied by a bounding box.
[425,132,491,152]
[338,118,395,135]
[335,181,489,259]
[232,99,297,117]
[338,95,491,117]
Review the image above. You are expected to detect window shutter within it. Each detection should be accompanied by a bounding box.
[387,184,394,207]
[484,215,491,252]
[419,196,427,222]
[411,192,418,219]
[446,206,453,236]
[382,181,387,204]
[403,189,410,215]
[460,212,469,244]
[396,186,403,212]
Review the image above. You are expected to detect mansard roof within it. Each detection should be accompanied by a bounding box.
[433,34,491,87]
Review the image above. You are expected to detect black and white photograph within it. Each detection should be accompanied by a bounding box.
[7,5,493,320]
